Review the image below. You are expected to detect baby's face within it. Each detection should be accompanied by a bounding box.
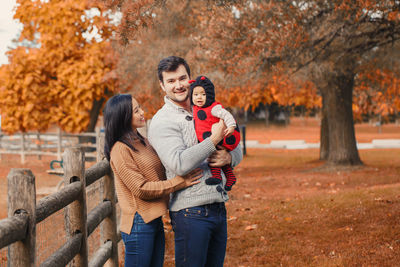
[192,86,206,107]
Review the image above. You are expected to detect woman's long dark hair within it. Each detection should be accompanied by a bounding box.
[103,94,146,161]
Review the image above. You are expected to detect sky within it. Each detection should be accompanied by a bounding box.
[0,0,21,65]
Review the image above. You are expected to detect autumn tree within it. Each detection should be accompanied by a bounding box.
[113,0,200,116]
[0,0,118,134]
[353,44,400,123]
[192,0,400,166]
[108,0,399,166]
[110,0,322,121]
[112,1,238,116]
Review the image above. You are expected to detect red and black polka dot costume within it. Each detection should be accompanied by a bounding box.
[190,76,241,191]
[193,102,241,150]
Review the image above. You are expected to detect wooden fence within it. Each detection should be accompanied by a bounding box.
[0,146,120,266]
[0,128,104,164]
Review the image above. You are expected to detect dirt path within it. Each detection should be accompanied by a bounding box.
[246,117,400,143]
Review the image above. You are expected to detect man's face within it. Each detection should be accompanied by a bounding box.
[159,64,190,105]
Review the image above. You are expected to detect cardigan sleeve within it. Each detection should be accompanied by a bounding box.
[211,105,237,128]
[210,105,242,167]
[230,143,242,167]
[111,144,187,200]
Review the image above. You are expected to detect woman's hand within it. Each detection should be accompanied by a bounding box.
[210,120,226,145]
[182,168,203,187]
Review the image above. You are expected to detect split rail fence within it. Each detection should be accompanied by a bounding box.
[0,128,103,164]
[0,145,121,266]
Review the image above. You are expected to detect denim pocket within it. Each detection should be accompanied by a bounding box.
[121,231,128,243]
[182,206,206,218]
[122,230,139,243]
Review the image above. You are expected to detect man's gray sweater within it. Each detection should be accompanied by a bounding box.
[148,96,243,212]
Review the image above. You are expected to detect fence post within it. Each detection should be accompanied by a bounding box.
[36,132,42,160]
[99,135,119,266]
[96,127,101,162]
[57,128,62,161]
[20,133,25,164]
[7,168,36,266]
[63,147,88,267]
[0,130,2,161]
[241,125,247,156]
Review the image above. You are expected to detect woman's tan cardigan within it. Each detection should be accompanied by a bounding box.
[110,138,186,234]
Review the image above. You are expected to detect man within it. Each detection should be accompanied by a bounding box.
[148,56,243,267]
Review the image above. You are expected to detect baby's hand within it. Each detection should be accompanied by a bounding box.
[224,126,235,137]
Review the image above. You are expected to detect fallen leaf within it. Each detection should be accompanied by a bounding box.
[245,224,257,231]
[228,216,237,221]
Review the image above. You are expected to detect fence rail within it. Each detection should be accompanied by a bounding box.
[0,213,29,249]
[0,145,120,266]
[0,128,103,163]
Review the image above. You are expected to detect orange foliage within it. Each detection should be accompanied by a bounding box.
[108,0,399,119]
[189,0,399,114]
[0,0,118,134]
[114,0,212,117]
[214,73,321,112]
[354,65,400,119]
[102,0,158,45]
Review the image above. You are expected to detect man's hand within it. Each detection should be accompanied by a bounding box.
[224,126,235,137]
[208,146,232,167]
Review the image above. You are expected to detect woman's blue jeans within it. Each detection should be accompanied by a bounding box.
[169,202,227,267]
[121,213,165,267]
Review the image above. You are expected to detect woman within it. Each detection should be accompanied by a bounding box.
[103,94,225,266]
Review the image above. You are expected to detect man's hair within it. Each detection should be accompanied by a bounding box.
[157,56,191,83]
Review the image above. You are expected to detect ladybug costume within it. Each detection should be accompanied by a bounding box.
[190,76,240,191]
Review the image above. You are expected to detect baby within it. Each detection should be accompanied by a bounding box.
[189,76,241,191]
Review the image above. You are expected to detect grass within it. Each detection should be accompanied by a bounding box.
[1,118,399,266]
[163,148,400,266]
[225,187,400,266]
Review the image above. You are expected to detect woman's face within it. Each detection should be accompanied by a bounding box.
[131,97,146,129]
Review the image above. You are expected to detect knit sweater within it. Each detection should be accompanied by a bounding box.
[110,138,187,234]
[148,96,243,212]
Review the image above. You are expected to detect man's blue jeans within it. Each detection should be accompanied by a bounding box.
[169,202,227,267]
[120,213,165,267]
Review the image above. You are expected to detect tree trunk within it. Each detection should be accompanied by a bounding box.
[79,97,105,144]
[284,106,290,126]
[265,105,269,127]
[321,68,362,166]
[87,97,105,133]
[319,93,329,160]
